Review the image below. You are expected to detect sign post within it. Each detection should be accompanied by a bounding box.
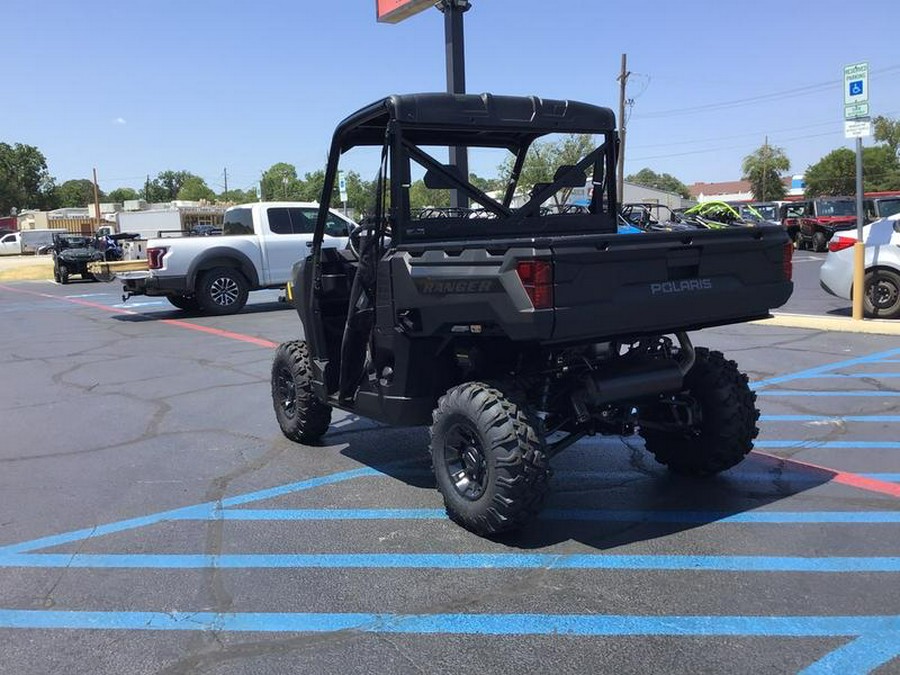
[338,170,348,216]
[377,0,471,209]
[843,62,869,321]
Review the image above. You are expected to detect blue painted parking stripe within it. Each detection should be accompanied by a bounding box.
[756,390,900,397]
[1,553,898,572]
[751,347,900,390]
[861,474,900,482]
[760,415,900,423]
[800,633,900,674]
[0,467,380,555]
[792,373,900,379]
[755,440,900,449]
[184,509,900,524]
[0,609,896,637]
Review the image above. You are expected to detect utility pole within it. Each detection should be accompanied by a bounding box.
[616,53,630,201]
[92,168,101,232]
[439,0,470,208]
[223,167,228,198]
[762,135,768,200]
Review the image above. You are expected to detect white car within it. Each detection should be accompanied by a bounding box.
[819,213,900,319]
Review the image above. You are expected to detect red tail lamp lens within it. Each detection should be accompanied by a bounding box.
[782,242,793,281]
[516,260,553,309]
[147,247,168,269]
[828,237,856,253]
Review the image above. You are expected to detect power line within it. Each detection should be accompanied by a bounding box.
[634,65,900,120]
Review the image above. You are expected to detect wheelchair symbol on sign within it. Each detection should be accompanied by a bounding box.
[849,80,864,97]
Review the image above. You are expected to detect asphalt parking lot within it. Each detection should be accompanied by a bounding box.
[1,254,898,674]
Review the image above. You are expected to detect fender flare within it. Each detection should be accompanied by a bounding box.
[186,247,261,290]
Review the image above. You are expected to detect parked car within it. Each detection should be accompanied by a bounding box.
[788,198,858,252]
[819,214,900,318]
[0,228,63,255]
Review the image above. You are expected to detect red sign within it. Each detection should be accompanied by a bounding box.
[377,0,433,23]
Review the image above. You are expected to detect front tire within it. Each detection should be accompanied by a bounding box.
[812,231,827,252]
[197,267,249,315]
[864,269,900,319]
[271,341,332,444]
[58,264,69,285]
[640,348,758,476]
[430,382,549,536]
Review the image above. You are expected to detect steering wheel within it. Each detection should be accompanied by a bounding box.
[347,220,392,259]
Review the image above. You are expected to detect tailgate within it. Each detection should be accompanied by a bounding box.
[551,227,792,341]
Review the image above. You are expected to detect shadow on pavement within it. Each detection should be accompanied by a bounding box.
[338,427,832,549]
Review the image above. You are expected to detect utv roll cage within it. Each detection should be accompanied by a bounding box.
[311,92,619,253]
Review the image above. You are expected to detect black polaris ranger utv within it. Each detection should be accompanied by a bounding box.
[271,93,793,536]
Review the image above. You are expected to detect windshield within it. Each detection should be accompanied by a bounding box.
[752,204,778,221]
[816,200,856,217]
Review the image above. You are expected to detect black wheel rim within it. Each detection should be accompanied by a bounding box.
[210,276,239,306]
[868,276,899,311]
[443,422,487,500]
[275,367,296,418]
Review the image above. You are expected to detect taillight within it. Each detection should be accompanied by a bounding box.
[783,242,793,281]
[147,247,168,269]
[516,259,553,309]
[828,236,856,253]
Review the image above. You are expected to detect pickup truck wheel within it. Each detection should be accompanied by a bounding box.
[197,267,248,315]
[271,341,332,444]
[167,295,200,312]
[812,231,828,252]
[864,269,900,319]
[640,348,758,476]
[430,382,549,536]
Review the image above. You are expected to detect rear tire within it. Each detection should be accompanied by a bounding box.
[640,348,758,476]
[271,341,332,444]
[197,267,249,315]
[430,382,549,536]
[864,269,900,319]
[812,231,827,252]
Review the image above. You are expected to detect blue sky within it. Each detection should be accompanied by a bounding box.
[3,0,899,193]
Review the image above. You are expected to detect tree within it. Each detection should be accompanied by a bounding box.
[219,188,258,204]
[0,142,58,214]
[873,115,900,157]
[177,176,216,202]
[468,173,502,194]
[498,134,594,207]
[153,170,194,201]
[260,162,302,200]
[625,168,691,199]
[803,146,900,196]
[408,179,450,210]
[56,179,102,208]
[741,142,790,201]
[108,187,140,203]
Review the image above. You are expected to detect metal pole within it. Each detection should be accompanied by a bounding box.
[616,54,629,202]
[851,136,865,320]
[442,0,469,209]
[92,168,101,232]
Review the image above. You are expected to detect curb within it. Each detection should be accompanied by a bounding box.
[755,313,900,336]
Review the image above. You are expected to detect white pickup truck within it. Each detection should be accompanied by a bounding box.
[111,202,353,315]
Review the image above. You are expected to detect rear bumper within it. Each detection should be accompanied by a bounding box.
[121,273,188,298]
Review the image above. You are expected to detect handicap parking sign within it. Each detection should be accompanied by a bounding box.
[849,80,864,97]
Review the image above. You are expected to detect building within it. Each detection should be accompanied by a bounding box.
[689,176,797,203]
